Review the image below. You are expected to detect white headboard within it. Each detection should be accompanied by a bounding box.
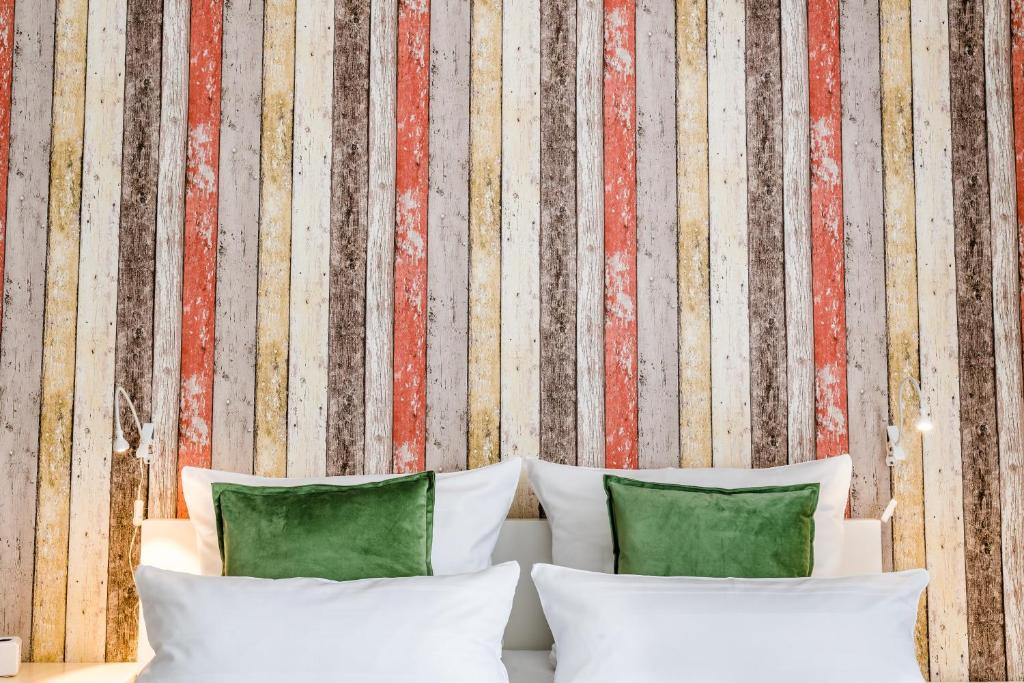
[137,517,882,659]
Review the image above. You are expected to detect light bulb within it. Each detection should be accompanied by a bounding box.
[915,415,933,433]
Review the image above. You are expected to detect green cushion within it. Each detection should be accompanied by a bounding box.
[213,472,434,582]
[603,475,819,578]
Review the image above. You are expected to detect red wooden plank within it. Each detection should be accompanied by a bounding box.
[177,0,223,517]
[603,0,638,469]
[807,0,848,459]
[393,0,429,474]
[1013,0,1024,339]
[0,0,14,333]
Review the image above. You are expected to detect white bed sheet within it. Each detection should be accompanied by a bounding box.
[504,650,554,683]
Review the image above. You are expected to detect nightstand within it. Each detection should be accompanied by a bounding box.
[8,663,137,681]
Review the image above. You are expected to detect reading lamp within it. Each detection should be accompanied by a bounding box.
[885,375,934,467]
[113,386,156,528]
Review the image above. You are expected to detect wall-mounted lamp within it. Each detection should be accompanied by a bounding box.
[886,375,933,467]
[114,386,156,528]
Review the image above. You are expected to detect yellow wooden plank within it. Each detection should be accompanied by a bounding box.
[30,0,87,662]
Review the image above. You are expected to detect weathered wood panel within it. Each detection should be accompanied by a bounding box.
[65,0,127,660]
[106,0,161,662]
[880,0,928,669]
[745,0,786,469]
[426,0,470,473]
[177,0,223,515]
[948,1,1007,677]
[468,0,502,470]
[149,0,189,519]
[212,0,262,475]
[636,0,678,469]
[677,0,710,469]
[910,0,971,676]
[364,0,398,475]
[707,0,750,468]
[540,0,577,467]
[30,0,86,661]
[602,0,638,470]
[0,0,55,655]
[327,0,370,476]
[808,0,848,461]
[253,0,294,479]
[0,0,12,333]
[287,0,333,478]
[575,0,604,469]
[780,0,814,465]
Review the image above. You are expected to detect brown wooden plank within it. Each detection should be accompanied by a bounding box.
[539,0,576,466]
[948,0,1007,678]
[327,0,370,476]
[745,0,787,469]
[106,0,161,662]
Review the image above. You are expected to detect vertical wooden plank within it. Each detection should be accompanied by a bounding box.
[177,0,223,516]
[602,0,637,469]
[468,0,502,470]
[427,0,470,473]
[149,0,189,519]
[881,0,928,669]
[745,0,787,469]
[392,0,429,474]
[910,0,971,676]
[0,0,12,332]
[707,0,750,468]
[676,0,710,469]
[287,0,333,478]
[106,0,161,662]
[636,0,678,469]
[840,0,891,535]
[212,0,263,475]
[0,0,55,655]
[780,0,815,464]
[327,0,370,476]
[364,0,398,475]
[948,1,1007,677]
[30,0,86,661]
[253,0,294,479]
[808,0,848,461]
[575,0,604,468]
[65,0,128,661]
[540,0,577,467]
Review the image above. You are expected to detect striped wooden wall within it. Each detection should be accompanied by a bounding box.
[0,1,1021,680]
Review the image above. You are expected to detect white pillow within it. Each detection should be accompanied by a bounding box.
[136,562,520,683]
[532,563,927,683]
[182,458,522,576]
[526,455,852,577]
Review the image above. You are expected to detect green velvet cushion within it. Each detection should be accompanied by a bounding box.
[604,476,819,578]
[213,472,434,582]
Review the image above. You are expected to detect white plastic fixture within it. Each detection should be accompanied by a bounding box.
[886,375,931,468]
[114,386,156,528]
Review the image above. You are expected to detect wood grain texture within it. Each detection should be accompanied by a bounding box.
[540,0,577,467]
[745,0,786,469]
[212,0,262,475]
[287,0,333,477]
[948,1,1007,677]
[910,0,971,676]
[0,0,12,333]
[253,0,294,479]
[880,0,928,669]
[636,0,678,469]
[0,0,55,655]
[364,0,398,475]
[707,0,750,468]
[106,0,161,662]
[807,0,848,461]
[468,0,502,469]
[327,0,370,476]
[502,0,540,514]
[149,0,189,518]
[30,0,86,661]
[780,0,815,465]
[602,0,638,469]
[676,0,711,469]
[426,0,470,473]
[839,0,891,535]
[575,0,604,468]
[65,0,127,660]
[177,0,223,515]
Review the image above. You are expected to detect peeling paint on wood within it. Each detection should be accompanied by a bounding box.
[0,0,13,334]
